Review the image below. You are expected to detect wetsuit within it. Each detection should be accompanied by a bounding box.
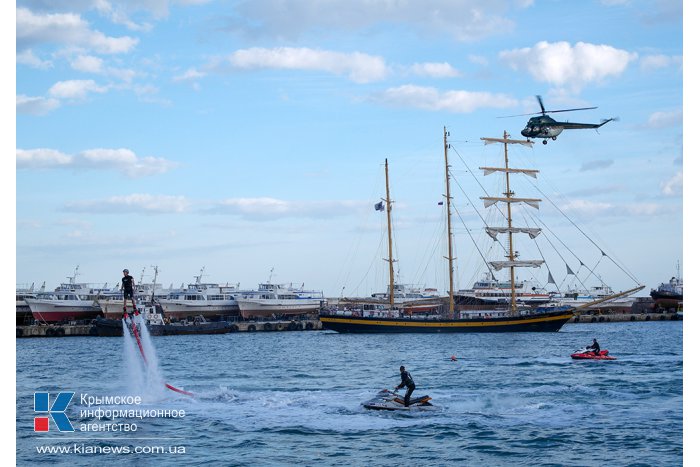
[587,340,600,355]
[122,275,135,300]
[397,370,415,407]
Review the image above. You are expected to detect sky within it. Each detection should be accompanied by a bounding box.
[13,0,686,301]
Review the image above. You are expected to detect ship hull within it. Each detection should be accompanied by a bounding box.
[157,302,240,320]
[319,309,574,333]
[650,290,682,310]
[94,317,233,336]
[237,300,322,319]
[26,299,102,323]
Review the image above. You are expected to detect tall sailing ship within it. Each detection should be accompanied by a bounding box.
[320,129,575,333]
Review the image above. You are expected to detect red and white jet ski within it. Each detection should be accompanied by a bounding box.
[570,348,616,360]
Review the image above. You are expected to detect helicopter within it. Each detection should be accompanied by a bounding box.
[503,95,616,144]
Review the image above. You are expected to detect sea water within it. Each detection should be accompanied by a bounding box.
[16,321,682,466]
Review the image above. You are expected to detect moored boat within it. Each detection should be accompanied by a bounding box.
[650,267,682,311]
[454,273,552,308]
[24,267,105,323]
[16,282,42,325]
[237,281,324,319]
[157,268,243,320]
[94,304,234,336]
[321,130,575,333]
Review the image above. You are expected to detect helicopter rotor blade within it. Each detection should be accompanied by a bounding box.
[545,106,598,114]
[497,111,543,118]
[537,95,545,115]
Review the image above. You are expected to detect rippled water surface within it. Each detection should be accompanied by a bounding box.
[17,321,682,466]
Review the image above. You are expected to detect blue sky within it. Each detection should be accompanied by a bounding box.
[14,0,685,298]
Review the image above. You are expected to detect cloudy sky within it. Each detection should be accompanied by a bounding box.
[14,0,685,298]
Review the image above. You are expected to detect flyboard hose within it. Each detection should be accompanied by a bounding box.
[126,313,194,397]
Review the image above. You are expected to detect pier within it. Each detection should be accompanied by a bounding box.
[16,318,323,338]
[569,312,682,323]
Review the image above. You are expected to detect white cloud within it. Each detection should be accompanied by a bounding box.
[69,54,137,82]
[217,47,389,83]
[499,41,637,92]
[173,68,207,82]
[16,49,53,69]
[71,54,104,73]
[48,79,109,99]
[227,0,523,42]
[16,95,61,115]
[65,194,191,214]
[16,7,139,54]
[640,54,682,71]
[409,62,461,78]
[371,85,517,113]
[645,109,682,129]
[468,55,489,66]
[661,171,682,196]
[16,148,72,167]
[17,148,179,178]
[212,197,366,220]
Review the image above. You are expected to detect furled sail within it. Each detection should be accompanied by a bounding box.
[481,196,541,209]
[480,167,539,178]
[489,260,545,271]
[481,137,534,147]
[486,227,541,240]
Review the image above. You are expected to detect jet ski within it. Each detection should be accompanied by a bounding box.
[362,389,434,411]
[570,348,616,360]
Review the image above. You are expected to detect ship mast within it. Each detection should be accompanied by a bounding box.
[443,127,455,314]
[503,133,517,312]
[480,131,542,315]
[384,159,396,307]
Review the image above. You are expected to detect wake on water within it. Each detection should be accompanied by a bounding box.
[121,316,174,403]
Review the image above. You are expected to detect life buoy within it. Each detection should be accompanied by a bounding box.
[590,317,597,323]
[305,322,314,330]
[16,328,23,338]
[264,322,273,331]
[56,327,66,336]
[645,315,651,321]
[46,328,56,337]
[630,315,636,321]
[229,324,239,332]
[248,325,256,332]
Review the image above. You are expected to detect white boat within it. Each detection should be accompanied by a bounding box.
[236,282,324,319]
[97,266,172,319]
[24,267,106,323]
[16,282,42,325]
[157,268,243,320]
[454,273,552,308]
[550,284,636,312]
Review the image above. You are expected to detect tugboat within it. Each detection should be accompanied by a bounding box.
[94,303,234,336]
[650,262,683,311]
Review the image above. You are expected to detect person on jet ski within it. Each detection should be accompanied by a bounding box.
[586,338,601,355]
[395,366,416,407]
